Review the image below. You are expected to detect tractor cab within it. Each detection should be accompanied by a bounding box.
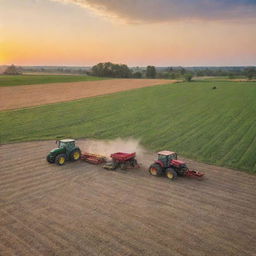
[157,151,177,168]
[57,139,76,154]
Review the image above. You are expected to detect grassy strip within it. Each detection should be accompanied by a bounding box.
[0,75,104,87]
[1,80,256,173]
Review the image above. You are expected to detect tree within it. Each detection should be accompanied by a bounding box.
[168,67,173,72]
[146,66,156,78]
[157,72,171,79]
[118,64,131,78]
[91,62,131,78]
[228,73,235,79]
[244,67,256,80]
[170,73,177,79]
[184,73,193,82]
[132,71,142,78]
[179,67,186,75]
[4,64,21,75]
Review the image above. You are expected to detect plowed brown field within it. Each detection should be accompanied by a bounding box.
[0,79,174,111]
[0,140,255,256]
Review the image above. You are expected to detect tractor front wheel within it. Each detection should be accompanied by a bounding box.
[46,154,54,164]
[149,164,162,177]
[166,168,177,180]
[55,154,66,166]
[70,149,81,161]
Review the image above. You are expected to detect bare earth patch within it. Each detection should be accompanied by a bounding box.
[0,140,255,256]
[230,78,256,82]
[0,79,174,111]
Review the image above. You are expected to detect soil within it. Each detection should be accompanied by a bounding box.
[0,140,255,256]
[230,79,256,82]
[0,79,174,111]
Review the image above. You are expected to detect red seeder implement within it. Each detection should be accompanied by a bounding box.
[81,152,107,165]
[185,169,204,178]
[110,152,136,162]
[103,152,140,170]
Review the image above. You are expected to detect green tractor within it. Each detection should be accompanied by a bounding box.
[47,139,81,165]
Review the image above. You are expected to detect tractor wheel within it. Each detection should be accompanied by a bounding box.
[46,154,54,164]
[149,164,162,177]
[70,149,81,161]
[130,158,138,167]
[55,154,66,166]
[112,160,119,170]
[166,168,177,180]
[120,162,128,170]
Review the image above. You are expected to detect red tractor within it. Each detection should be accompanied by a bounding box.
[149,151,204,180]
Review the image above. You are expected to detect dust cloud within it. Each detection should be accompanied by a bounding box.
[79,138,148,162]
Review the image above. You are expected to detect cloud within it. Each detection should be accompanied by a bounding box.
[53,0,256,23]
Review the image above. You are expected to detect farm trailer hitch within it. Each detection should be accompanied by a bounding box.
[185,169,204,178]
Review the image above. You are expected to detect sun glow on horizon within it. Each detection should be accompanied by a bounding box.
[0,0,255,66]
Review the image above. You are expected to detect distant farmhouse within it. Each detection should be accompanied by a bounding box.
[4,65,22,75]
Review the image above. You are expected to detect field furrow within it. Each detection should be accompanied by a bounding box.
[0,140,255,256]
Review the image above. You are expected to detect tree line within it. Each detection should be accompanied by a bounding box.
[5,63,256,81]
[91,62,157,79]
[90,62,256,81]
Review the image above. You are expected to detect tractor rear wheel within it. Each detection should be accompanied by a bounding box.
[55,154,66,166]
[70,149,81,161]
[149,164,162,177]
[166,168,177,180]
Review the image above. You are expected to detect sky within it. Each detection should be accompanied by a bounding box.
[0,0,256,66]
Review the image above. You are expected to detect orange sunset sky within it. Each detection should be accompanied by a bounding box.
[0,0,256,66]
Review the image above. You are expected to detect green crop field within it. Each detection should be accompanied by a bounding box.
[1,80,256,173]
[0,75,104,87]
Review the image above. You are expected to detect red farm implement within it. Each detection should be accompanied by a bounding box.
[81,152,107,165]
[103,152,140,170]
[185,169,204,178]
